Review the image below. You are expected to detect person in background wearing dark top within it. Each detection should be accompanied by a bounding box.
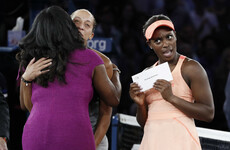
[129,14,214,150]
[71,9,116,150]
[16,6,121,150]
[211,47,230,130]
[0,73,10,150]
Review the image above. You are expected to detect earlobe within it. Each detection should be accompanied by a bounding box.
[89,33,94,40]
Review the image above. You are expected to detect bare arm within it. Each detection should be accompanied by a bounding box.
[94,100,112,147]
[20,80,32,112]
[93,64,121,107]
[136,103,148,128]
[91,50,114,147]
[19,58,52,112]
[92,49,113,78]
[154,59,214,122]
[129,83,148,128]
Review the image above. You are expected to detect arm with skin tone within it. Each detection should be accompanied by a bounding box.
[20,80,32,112]
[94,100,112,147]
[136,101,148,128]
[153,58,214,122]
[93,64,121,107]
[19,58,52,112]
[129,83,148,128]
[92,49,113,78]
[91,49,113,147]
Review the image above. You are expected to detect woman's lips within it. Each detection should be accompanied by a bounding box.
[162,49,172,57]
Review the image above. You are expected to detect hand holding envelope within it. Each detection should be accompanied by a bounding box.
[131,62,173,92]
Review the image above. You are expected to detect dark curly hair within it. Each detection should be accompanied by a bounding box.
[143,14,172,36]
[16,6,85,87]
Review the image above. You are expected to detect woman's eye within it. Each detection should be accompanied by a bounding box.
[73,20,80,25]
[154,39,161,44]
[168,35,173,39]
[74,20,78,23]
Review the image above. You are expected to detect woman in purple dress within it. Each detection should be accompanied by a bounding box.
[16,6,121,150]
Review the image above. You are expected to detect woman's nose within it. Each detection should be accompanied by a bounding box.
[163,39,169,47]
[76,23,83,30]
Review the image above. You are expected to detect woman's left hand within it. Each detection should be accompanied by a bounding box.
[22,58,52,81]
[153,79,174,102]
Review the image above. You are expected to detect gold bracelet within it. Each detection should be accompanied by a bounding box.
[113,68,121,74]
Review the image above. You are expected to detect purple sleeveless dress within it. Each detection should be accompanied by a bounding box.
[22,49,103,150]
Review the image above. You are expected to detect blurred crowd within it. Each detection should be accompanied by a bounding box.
[0,0,230,149]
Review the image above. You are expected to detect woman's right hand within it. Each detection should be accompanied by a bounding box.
[22,58,52,81]
[129,83,145,106]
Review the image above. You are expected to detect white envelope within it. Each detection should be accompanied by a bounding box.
[132,62,173,92]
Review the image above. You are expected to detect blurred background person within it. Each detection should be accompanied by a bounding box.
[0,72,10,150]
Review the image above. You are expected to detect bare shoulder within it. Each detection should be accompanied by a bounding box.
[182,57,202,69]
[181,57,207,80]
[91,49,112,65]
[91,49,113,79]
